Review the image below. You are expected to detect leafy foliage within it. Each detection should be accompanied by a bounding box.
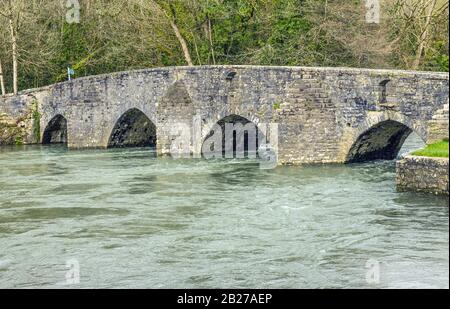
[0,0,448,93]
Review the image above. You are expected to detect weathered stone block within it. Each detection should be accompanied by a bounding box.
[396,155,449,195]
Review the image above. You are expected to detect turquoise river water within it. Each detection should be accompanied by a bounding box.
[0,136,448,288]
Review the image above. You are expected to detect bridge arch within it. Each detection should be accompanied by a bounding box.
[345,113,427,163]
[201,114,265,159]
[42,114,68,145]
[108,108,156,148]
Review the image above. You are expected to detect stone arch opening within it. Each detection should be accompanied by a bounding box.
[201,114,265,159]
[346,120,424,163]
[108,108,156,148]
[398,131,426,158]
[42,114,68,145]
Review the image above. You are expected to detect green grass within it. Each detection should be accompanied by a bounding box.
[412,139,449,158]
[273,101,282,110]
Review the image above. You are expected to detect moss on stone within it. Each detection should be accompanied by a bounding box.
[32,100,41,142]
[273,101,281,110]
[0,113,28,146]
[14,136,24,145]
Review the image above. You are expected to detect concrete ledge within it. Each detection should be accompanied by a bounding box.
[396,155,449,195]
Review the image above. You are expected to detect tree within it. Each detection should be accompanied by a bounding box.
[0,59,5,95]
[0,0,447,93]
[152,0,194,66]
[388,0,449,70]
[0,0,22,94]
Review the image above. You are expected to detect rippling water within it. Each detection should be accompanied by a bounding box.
[0,136,448,288]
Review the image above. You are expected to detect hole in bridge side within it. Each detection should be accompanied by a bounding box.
[42,115,68,145]
[108,108,156,148]
[346,120,424,163]
[201,114,265,159]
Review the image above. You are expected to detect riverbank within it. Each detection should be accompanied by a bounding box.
[396,148,449,196]
[412,139,449,158]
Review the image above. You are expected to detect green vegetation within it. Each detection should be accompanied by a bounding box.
[0,0,448,93]
[32,100,41,142]
[412,139,449,158]
[0,117,23,146]
[14,136,23,146]
[273,101,282,110]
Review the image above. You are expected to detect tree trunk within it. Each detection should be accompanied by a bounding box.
[0,59,6,95]
[208,17,216,65]
[151,1,193,66]
[9,16,18,94]
[412,0,437,70]
[169,19,193,66]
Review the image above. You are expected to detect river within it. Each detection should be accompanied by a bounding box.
[0,135,448,288]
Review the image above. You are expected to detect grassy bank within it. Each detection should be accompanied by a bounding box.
[412,139,449,158]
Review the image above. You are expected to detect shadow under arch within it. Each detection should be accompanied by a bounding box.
[346,119,424,163]
[108,108,156,148]
[42,114,68,145]
[201,114,265,159]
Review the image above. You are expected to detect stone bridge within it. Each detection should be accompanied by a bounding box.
[0,66,448,164]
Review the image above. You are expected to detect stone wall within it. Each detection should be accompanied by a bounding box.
[0,89,49,145]
[0,66,448,164]
[0,113,24,145]
[427,103,449,143]
[396,155,449,195]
